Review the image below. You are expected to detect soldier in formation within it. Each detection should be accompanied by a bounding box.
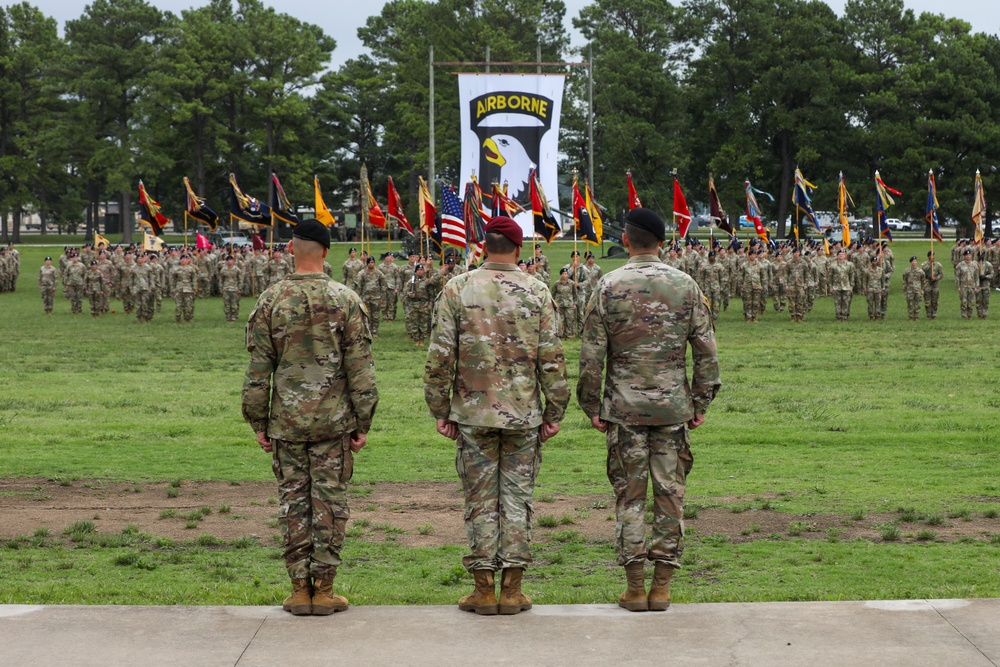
[902,256,924,321]
[64,253,86,314]
[829,249,855,321]
[131,253,156,322]
[865,255,885,320]
[84,260,108,318]
[243,220,378,616]
[552,268,578,338]
[975,251,994,319]
[342,247,363,293]
[357,257,387,336]
[38,256,58,314]
[404,263,432,346]
[378,253,400,321]
[219,255,244,322]
[921,251,944,319]
[425,216,569,616]
[172,253,198,322]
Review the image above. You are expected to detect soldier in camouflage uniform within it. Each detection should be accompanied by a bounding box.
[902,256,924,321]
[552,268,578,338]
[739,251,765,321]
[131,253,156,322]
[700,251,726,321]
[38,257,58,314]
[404,264,432,345]
[378,253,401,321]
[577,207,720,613]
[357,257,386,336]
[975,251,994,319]
[342,247,363,293]
[149,254,165,313]
[267,249,290,288]
[219,255,244,322]
[171,254,198,322]
[64,254,86,314]
[921,251,944,319]
[771,251,787,312]
[243,220,378,616]
[425,216,569,616]
[829,250,855,321]
[84,260,107,317]
[865,255,884,320]
[533,244,550,284]
[785,247,808,322]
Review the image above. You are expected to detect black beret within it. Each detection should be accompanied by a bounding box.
[963,249,972,255]
[517,259,526,266]
[291,219,330,249]
[415,263,425,270]
[584,251,594,259]
[871,255,878,262]
[927,251,934,257]
[709,251,716,258]
[366,256,375,264]
[910,256,917,262]
[45,256,52,261]
[624,207,666,242]
[90,260,98,265]
[560,267,569,275]
[570,250,580,257]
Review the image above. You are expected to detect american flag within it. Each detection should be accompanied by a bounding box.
[440,182,467,249]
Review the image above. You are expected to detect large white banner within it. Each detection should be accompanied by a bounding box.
[458,73,565,238]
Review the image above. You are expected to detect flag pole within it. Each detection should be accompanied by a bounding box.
[928,170,935,263]
[184,211,189,248]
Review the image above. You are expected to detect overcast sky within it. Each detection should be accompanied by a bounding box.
[28,0,1000,69]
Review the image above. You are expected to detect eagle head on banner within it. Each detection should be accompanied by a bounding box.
[459,75,565,238]
[470,92,551,200]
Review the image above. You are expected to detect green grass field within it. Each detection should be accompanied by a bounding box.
[1,240,998,605]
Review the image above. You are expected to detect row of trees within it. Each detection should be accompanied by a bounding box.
[2,0,998,244]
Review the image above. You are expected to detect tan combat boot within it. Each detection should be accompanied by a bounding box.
[283,578,312,616]
[647,562,674,611]
[618,562,648,612]
[458,569,498,615]
[498,568,532,615]
[312,578,349,615]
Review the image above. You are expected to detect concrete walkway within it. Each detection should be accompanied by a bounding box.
[2,599,998,666]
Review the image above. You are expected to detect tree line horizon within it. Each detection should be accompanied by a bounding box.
[1,0,998,244]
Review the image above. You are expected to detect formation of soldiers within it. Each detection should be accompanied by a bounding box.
[14,232,1000,325]
[652,235,998,322]
[33,242,307,322]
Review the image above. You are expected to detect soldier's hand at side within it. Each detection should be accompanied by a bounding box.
[257,431,272,453]
[539,422,560,442]
[436,418,459,440]
[688,414,705,430]
[590,415,608,433]
[350,431,367,452]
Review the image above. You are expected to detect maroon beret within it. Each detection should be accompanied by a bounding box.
[484,216,522,248]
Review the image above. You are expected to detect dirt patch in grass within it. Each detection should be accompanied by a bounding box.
[1,478,998,546]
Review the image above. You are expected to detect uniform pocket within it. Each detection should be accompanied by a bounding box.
[340,436,355,484]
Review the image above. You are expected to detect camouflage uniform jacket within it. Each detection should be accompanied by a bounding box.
[357,269,387,301]
[577,254,721,426]
[342,258,364,290]
[243,273,378,440]
[902,266,924,293]
[552,279,576,308]
[131,263,155,293]
[84,268,106,296]
[64,262,85,287]
[171,265,197,294]
[378,263,400,290]
[219,264,243,292]
[38,265,58,289]
[921,260,944,288]
[424,261,569,429]
[829,261,854,291]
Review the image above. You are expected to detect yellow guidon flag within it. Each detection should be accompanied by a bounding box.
[94,232,111,249]
[143,232,164,252]
[314,176,336,226]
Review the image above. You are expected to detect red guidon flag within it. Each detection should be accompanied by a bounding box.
[673,177,692,238]
[387,176,413,235]
[627,171,642,210]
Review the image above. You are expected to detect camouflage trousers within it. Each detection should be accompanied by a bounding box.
[197,277,211,298]
[223,290,240,321]
[866,290,883,319]
[406,301,430,341]
[905,290,922,320]
[67,285,83,313]
[135,291,154,322]
[706,288,723,321]
[456,424,541,572]
[557,306,577,338]
[121,290,134,314]
[607,422,692,568]
[175,293,194,322]
[833,289,852,321]
[272,435,353,580]
[879,288,889,318]
[41,287,55,313]
[959,287,975,318]
[924,286,940,319]
[773,283,786,312]
[364,297,382,335]
[787,286,806,320]
[977,287,990,319]
[382,290,398,320]
[154,291,162,313]
[742,287,761,320]
[88,292,104,317]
